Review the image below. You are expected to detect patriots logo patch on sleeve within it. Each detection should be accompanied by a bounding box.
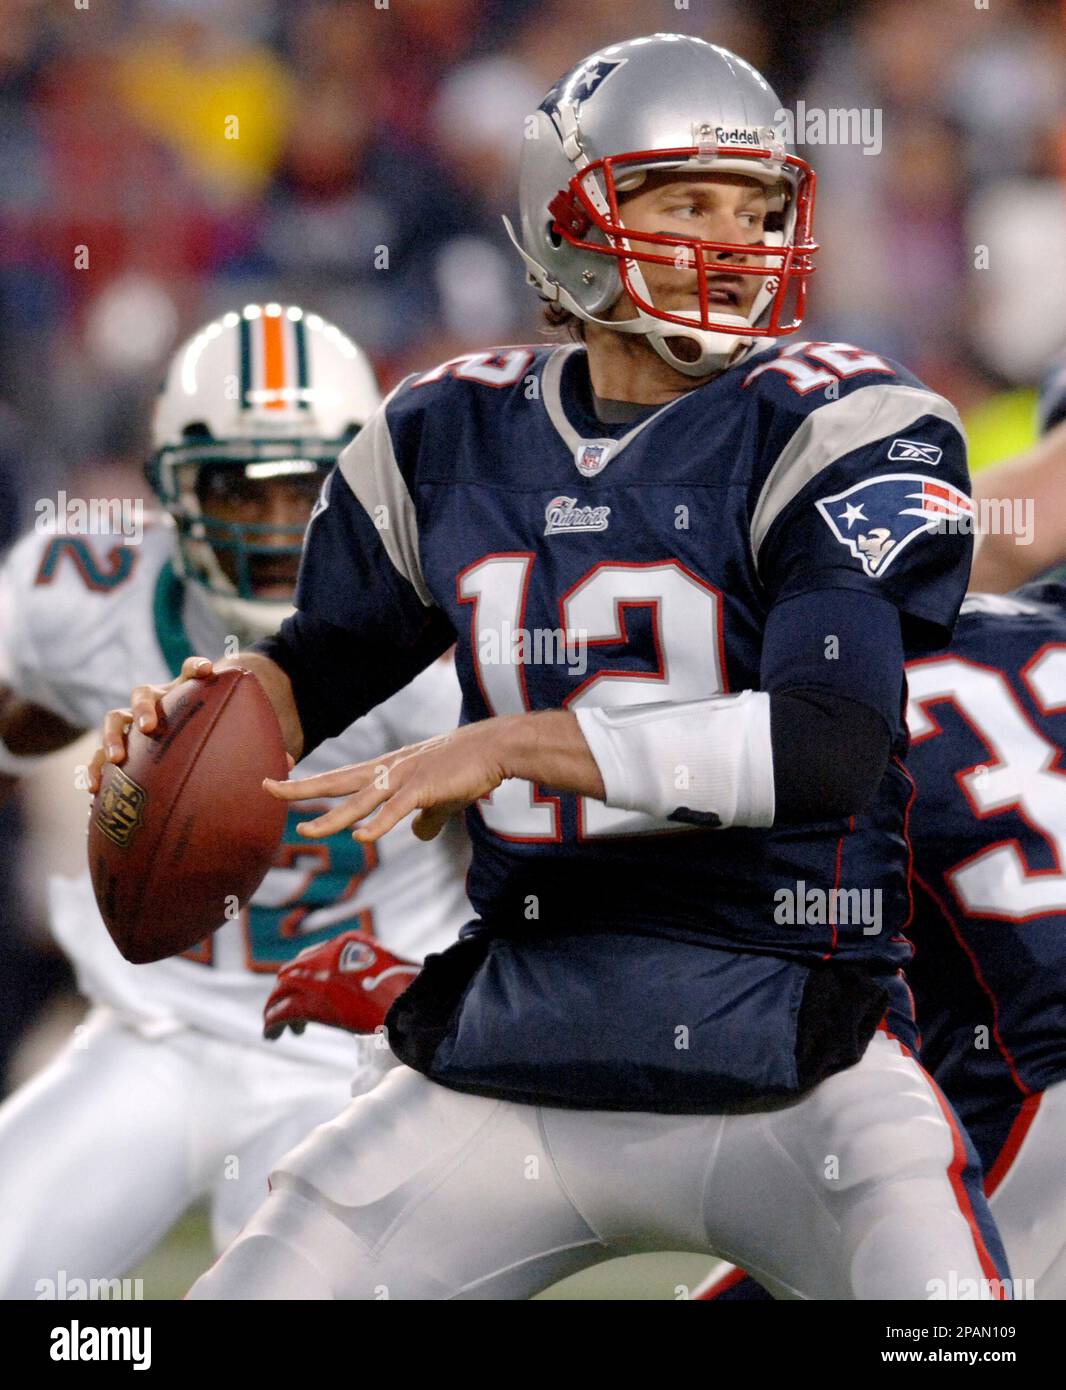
[815,473,973,578]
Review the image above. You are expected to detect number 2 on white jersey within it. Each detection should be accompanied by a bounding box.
[458,554,726,840]
[907,648,1066,918]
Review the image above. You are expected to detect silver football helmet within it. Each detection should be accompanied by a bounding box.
[504,34,818,376]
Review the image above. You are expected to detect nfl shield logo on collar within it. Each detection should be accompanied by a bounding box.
[815,472,974,579]
[574,440,614,477]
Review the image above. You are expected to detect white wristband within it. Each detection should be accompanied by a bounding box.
[0,734,51,777]
[575,691,775,829]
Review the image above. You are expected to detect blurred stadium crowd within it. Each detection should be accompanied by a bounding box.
[2,0,1064,493]
[0,0,1064,1089]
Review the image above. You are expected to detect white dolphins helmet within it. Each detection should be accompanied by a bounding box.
[149,304,380,642]
[504,34,818,376]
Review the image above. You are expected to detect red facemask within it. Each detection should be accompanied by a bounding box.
[546,143,819,336]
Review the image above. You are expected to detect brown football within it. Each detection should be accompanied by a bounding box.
[88,667,289,964]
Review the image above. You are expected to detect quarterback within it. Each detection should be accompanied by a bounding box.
[96,37,1007,1299]
[0,307,469,1296]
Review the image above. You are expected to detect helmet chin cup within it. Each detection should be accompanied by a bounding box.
[601,306,756,377]
[646,319,755,377]
[618,256,757,377]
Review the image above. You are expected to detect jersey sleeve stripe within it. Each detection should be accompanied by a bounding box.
[336,401,433,606]
[749,385,966,566]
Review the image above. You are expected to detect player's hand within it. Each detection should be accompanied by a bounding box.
[86,656,218,794]
[263,716,518,843]
[262,929,421,1040]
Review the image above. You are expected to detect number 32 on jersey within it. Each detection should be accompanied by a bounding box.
[459,553,726,840]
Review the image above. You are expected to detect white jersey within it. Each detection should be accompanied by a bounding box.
[0,520,471,1070]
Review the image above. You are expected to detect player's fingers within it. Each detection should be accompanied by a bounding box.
[102,707,134,762]
[265,759,384,802]
[352,786,425,844]
[129,684,168,733]
[129,660,208,732]
[264,1017,306,1040]
[86,744,108,794]
[294,783,391,837]
[180,656,216,681]
[263,993,296,1037]
[411,803,456,842]
[263,1017,286,1040]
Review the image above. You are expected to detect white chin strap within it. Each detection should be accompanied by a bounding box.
[605,300,757,377]
[614,235,782,377]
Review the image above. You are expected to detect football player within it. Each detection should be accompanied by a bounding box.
[884,371,1066,1277]
[698,577,1066,1302]
[0,306,470,1297]
[903,579,1066,1297]
[96,37,1009,1300]
[697,370,1066,1302]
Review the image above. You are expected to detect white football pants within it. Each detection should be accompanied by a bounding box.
[188,1030,1007,1300]
[0,1006,364,1298]
[983,1078,1066,1298]
[693,1075,1066,1301]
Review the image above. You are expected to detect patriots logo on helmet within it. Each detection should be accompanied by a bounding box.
[815,473,974,578]
[339,940,377,973]
[539,56,628,134]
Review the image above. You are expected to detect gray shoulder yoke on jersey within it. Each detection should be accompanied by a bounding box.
[336,394,433,607]
[749,384,965,566]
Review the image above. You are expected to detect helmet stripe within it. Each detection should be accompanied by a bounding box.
[239,314,252,410]
[262,311,286,409]
[293,314,310,411]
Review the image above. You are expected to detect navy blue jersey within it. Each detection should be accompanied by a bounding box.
[293,339,972,1108]
[905,581,1066,1168]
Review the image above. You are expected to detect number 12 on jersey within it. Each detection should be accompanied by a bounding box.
[458,553,726,840]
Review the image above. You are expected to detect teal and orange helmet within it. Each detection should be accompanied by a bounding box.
[148,303,380,641]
